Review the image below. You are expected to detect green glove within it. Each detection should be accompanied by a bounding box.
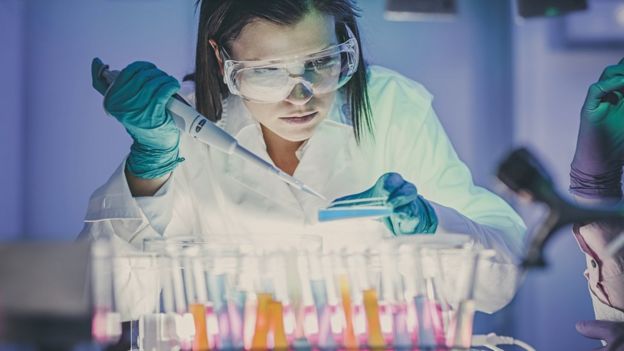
[91,58,184,179]
[330,172,438,235]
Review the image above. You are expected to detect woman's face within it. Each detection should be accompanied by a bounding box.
[229,11,339,143]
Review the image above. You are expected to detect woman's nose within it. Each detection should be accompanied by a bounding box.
[284,82,313,106]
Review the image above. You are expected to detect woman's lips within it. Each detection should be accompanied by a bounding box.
[280,112,318,124]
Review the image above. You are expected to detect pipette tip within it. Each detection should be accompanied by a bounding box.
[302,184,327,201]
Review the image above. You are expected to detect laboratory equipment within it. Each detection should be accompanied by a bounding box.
[318,193,420,222]
[95,60,325,201]
[497,147,624,267]
[95,233,539,350]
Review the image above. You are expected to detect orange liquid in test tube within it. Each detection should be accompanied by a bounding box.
[339,275,357,349]
[363,288,385,348]
[251,293,272,349]
[268,300,288,349]
[190,303,210,351]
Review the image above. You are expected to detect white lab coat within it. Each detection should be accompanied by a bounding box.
[81,66,526,318]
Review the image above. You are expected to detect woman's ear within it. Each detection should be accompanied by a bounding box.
[209,39,224,76]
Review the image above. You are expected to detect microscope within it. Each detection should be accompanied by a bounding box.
[496,147,624,268]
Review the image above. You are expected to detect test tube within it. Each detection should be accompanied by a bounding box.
[322,253,345,347]
[171,247,197,349]
[346,249,385,349]
[146,238,202,350]
[294,247,318,347]
[187,246,211,351]
[207,273,231,348]
[411,248,447,349]
[266,251,290,349]
[90,233,122,345]
[238,252,259,350]
[270,251,295,341]
[337,273,358,349]
[251,292,272,349]
[229,247,255,350]
[396,244,419,346]
[379,243,411,348]
[445,249,495,349]
[121,251,177,351]
[250,251,278,350]
[307,251,336,349]
[268,299,288,349]
[345,249,370,348]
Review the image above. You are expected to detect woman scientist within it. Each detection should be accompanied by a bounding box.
[83,0,525,314]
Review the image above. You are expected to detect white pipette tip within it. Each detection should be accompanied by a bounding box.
[302,184,327,201]
[275,168,326,200]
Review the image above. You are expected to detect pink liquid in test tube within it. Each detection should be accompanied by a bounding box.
[227,300,243,348]
[379,301,394,344]
[352,303,368,347]
[303,304,319,346]
[428,300,446,347]
[393,303,411,347]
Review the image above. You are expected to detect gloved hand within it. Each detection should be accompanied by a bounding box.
[570,58,624,198]
[576,320,624,351]
[91,58,183,179]
[330,172,438,235]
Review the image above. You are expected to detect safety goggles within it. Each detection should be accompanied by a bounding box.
[222,26,359,103]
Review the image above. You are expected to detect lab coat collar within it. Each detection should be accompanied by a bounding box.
[221,94,354,212]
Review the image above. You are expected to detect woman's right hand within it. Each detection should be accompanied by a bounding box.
[91,58,184,179]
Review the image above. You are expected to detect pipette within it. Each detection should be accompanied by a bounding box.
[96,61,325,200]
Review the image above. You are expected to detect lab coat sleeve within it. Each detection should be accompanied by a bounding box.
[416,108,525,313]
[134,176,175,235]
[370,68,526,313]
[79,160,175,249]
[78,161,180,321]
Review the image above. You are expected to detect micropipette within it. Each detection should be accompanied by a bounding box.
[96,61,325,201]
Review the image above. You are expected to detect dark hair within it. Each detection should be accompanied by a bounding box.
[194,0,373,142]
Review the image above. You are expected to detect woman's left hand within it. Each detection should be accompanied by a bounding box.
[331,172,438,235]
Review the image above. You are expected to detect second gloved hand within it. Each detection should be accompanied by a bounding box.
[91,58,183,179]
[331,172,438,235]
[570,58,624,198]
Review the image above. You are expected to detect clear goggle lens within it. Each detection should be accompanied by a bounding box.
[223,27,359,103]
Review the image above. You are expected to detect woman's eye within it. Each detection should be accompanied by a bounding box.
[253,67,279,75]
[307,56,339,70]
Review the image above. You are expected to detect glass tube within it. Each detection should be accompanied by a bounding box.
[91,233,122,345]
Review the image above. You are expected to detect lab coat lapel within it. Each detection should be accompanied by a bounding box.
[293,119,354,200]
[223,125,301,210]
[220,96,301,210]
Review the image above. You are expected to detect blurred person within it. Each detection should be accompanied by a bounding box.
[570,58,624,350]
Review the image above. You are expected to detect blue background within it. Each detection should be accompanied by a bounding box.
[1,0,623,349]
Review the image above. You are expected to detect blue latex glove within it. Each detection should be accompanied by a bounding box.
[570,58,624,198]
[331,172,438,235]
[91,58,183,179]
[577,320,624,351]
